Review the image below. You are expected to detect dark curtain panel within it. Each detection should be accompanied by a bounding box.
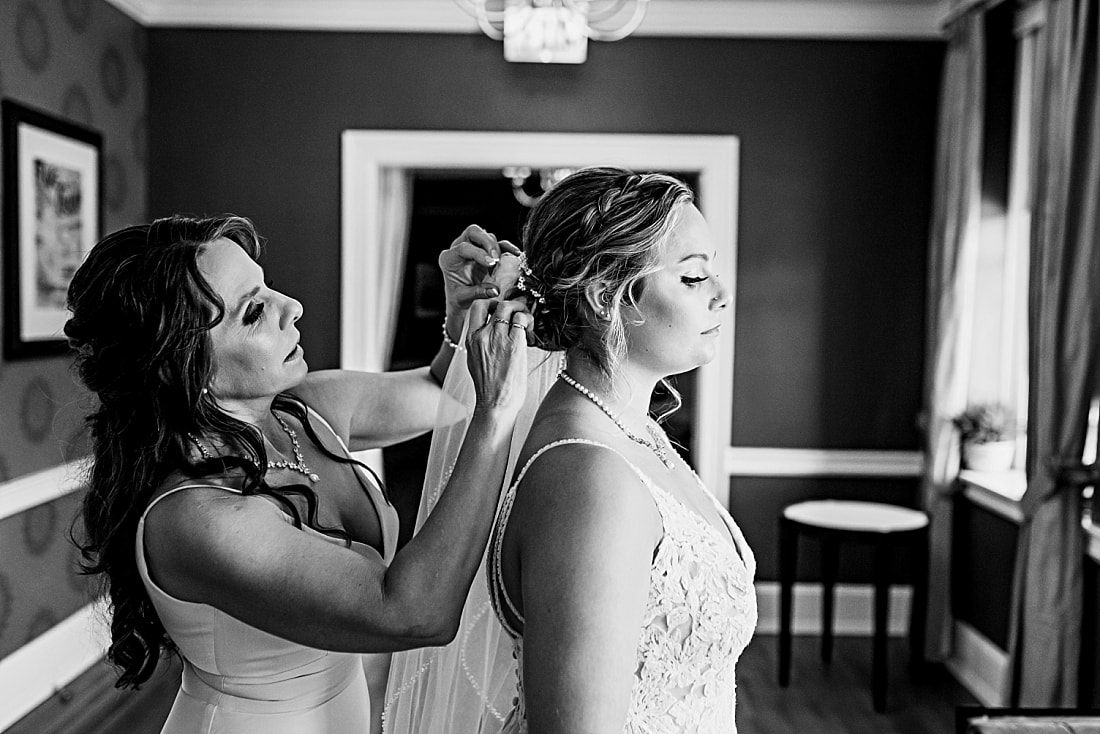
[1007,0,1100,706]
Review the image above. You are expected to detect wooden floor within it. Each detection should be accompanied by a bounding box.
[65,634,975,734]
[737,634,977,734]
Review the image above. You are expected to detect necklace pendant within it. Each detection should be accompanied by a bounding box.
[308,472,320,482]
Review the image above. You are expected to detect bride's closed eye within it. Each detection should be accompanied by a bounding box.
[681,275,709,287]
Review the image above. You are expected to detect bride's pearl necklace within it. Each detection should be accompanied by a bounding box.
[557,369,675,470]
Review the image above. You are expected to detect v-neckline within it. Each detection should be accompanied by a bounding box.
[636,464,747,569]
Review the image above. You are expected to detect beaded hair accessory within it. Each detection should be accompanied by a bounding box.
[514,252,547,307]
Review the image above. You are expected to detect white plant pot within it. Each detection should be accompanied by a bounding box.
[963,440,1016,472]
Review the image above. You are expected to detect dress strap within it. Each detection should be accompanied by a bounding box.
[140,483,242,526]
[487,438,657,637]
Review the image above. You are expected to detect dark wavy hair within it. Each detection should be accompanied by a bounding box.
[65,215,378,689]
[519,166,694,415]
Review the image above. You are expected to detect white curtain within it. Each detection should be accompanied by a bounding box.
[354,168,414,477]
[920,8,985,662]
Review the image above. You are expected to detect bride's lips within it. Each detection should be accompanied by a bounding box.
[285,343,301,361]
[702,324,721,335]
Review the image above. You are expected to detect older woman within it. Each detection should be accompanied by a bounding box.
[65,214,530,734]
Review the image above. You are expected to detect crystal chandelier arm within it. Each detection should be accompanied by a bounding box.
[585,0,630,24]
[452,0,505,40]
[565,0,650,41]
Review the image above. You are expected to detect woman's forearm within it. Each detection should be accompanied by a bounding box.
[428,307,466,386]
[379,407,514,644]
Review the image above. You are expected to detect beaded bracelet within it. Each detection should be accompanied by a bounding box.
[441,318,465,351]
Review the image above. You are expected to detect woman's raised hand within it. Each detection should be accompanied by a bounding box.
[464,298,530,421]
[438,225,522,312]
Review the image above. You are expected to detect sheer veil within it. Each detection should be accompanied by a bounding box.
[383,312,562,734]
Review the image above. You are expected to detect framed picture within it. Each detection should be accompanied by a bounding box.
[3,98,102,359]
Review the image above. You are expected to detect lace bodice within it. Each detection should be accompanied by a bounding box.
[488,439,757,734]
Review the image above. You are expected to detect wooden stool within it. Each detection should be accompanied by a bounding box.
[777,500,929,712]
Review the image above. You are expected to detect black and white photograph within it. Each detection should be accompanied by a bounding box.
[0,2,1097,734]
[2,98,102,359]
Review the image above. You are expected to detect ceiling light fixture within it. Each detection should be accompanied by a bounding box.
[503,166,576,206]
[454,0,651,64]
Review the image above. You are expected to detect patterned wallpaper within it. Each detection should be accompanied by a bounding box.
[0,0,147,662]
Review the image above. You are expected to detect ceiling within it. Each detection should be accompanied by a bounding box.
[103,0,953,39]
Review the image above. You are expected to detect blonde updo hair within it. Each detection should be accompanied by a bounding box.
[521,166,694,378]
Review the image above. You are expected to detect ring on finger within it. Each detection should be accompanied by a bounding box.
[492,318,511,326]
[509,322,527,330]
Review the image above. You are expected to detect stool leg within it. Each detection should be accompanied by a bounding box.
[779,516,797,687]
[820,534,838,664]
[909,527,929,675]
[872,541,890,712]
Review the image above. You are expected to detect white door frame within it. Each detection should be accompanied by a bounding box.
[341,130,739,504]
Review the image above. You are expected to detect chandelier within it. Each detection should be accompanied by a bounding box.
[503,166,575,206]
[453,0,651,64]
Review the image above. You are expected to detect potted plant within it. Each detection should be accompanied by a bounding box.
[953,403,1016,471]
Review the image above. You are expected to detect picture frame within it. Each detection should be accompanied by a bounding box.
[3,98,102,359]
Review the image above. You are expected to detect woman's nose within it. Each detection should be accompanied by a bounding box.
[284,296,304,326]
[712,276,732,310]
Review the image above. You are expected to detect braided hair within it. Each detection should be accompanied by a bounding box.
[518,166,693,412]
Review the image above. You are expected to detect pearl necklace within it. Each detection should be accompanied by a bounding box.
[188,413,320,483]
[558,370,675,470]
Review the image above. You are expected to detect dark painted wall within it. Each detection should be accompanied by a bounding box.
[147,29,942,580]
[148,31,939,424]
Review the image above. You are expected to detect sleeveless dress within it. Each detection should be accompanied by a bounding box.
[136,409,399,734]
[487,439,757,734]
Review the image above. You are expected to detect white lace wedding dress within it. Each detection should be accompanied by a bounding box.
[487,438,758,734]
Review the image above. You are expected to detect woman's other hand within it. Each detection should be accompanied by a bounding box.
[439,225,522,312]
[465,298,529,420]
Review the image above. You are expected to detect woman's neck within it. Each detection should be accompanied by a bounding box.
[562,356,657,422]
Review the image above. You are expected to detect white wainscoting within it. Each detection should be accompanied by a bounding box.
[945,621,1009,707]
[0,460,100,729]
[0,600,111,731]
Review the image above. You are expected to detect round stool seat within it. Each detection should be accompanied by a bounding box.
[783,500,928,534]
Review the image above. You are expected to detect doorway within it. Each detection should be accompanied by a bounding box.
[341,130,739,540]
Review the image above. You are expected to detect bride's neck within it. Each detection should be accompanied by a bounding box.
[562,356,656,421]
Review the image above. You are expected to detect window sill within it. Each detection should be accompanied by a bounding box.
[958,469,1026,524]
[959,471,1100,563]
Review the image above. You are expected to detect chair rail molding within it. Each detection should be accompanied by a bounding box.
[0,459,88,522]
[103,0,951,39]
[726,447,924,477]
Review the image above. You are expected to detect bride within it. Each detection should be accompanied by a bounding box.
[385,166,757,734]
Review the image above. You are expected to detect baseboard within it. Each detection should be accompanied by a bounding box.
[754,581,912,636]
[945,620,1008,707]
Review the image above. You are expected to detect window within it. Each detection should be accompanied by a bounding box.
[967,0,1042,472]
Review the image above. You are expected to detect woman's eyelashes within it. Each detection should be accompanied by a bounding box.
[243,301,265,326]
[681,275,710,287]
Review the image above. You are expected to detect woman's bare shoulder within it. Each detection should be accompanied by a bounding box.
[512,411,660,534]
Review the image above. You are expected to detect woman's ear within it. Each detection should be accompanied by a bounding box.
[583,282,612,320]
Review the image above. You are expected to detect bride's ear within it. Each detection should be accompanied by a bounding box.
[583,282,613,321]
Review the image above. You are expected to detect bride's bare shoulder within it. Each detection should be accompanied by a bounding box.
[513,410,656,520]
